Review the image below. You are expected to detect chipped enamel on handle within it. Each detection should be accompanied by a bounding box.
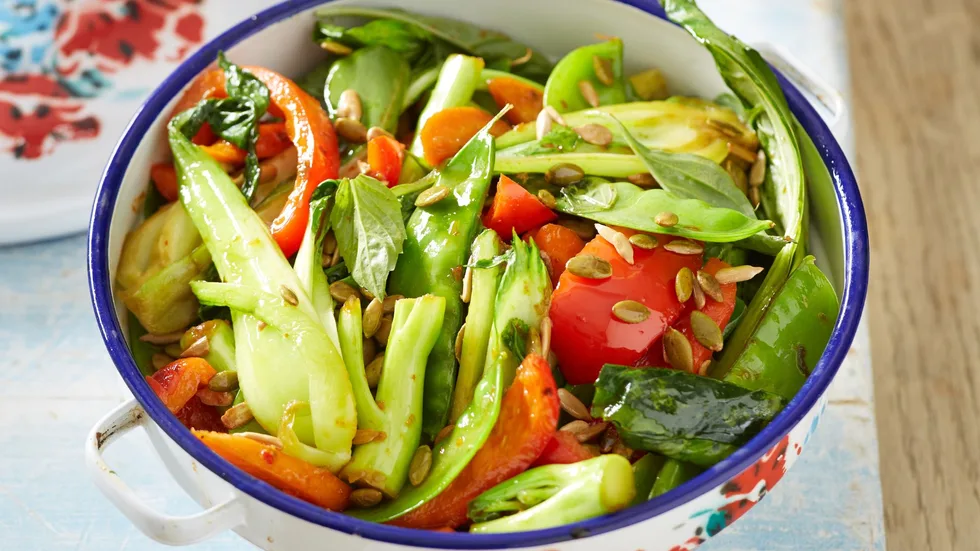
[85,400,245,546]
[753,42,848,137]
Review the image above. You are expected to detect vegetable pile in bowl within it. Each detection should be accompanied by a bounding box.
[117,0,839,533]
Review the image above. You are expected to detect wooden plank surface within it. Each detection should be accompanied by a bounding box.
[844,0,980,549]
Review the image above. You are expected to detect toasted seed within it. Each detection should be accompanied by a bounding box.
[455,323,466,362]
[139,331,184,345]
[322,231,337,255]
[362,337,377,367]
[198,389,234,407]
[698,360,713,376]
[329,281,360,303]
[690,310,723,352]
[329,246,342,267]
[164,343,184,358]
[575,123,613,146]
[356,159,371,175]
[151,353,172,371]
[511,47,534,67]
[280,285,299,306]
[374,316,393,347]
[537,189,557,208]
[578,80,600,107]
[593,55,615,86]
[350,488,383,508]
[365,353,384,389]
[435,424,455,444]
[335,117,368,144]
[715,265,764,285]
[561,420,609,443]
[352,429,387,445]
[544,105,566,126]
[545,162,585,186]
[415,184,450,207]
[180,336,210,358]
[675,267,694,303]
[363,298,383,338]
[595,224,634,264]
[692,277,706,309]
[749,150,767,187]
[540,317,553,359]
[696,270,724,302]
[599,425,618,453]
[409,445,433,486]
[725,158,749,195]
[612,300,651,324]
[460,266,473,303]
[366,126,394,142]
[360,287,376,301]
[664,239,704,255]
[535,107,553,141]
[557,217,597,240]
[320,40,353,55]
[612,440,633,459]
[208,370,239,392]
[655,211,679,227]
[727,141,757,164]
[337,89,362,121]
[565,254,613,279]
[239,432,283,448]
[749,186,761,207]
[558,388,592,421]
[663,327,694,372]
[221,402,254,430]
[381,294,402,314]
[627,173,658,188]
[629,233,658,250]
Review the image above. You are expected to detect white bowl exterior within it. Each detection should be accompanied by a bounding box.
[103,0,845,549]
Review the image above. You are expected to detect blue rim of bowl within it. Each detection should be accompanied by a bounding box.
[87,0,869,548]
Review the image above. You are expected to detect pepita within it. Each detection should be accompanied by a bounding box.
[382,294,402,314]
[655,211,679,227]
[139,331,184,345]
[374,316,393,347]
[592,55,615,86]
[329,281,360,303]
[595,224,634,264]
[675,267,694,303]
[366,126,394,142]
[329,246,342,267]
[221,402,254,430]
[560,420,609,443]
[612,300,651,324]
[408,445,433,486]
[535,107,553,141]
[664,239,704,255]
[352,429,387,445]
[280,284,299,306]
[715,265,764,285]
[180,336,210,358]
[698,360,713,376]
[696,270,724,302]
[627,173,658,188]
[663,327,694,372]
[322,231,337,255]
[537,189,557,208]
[208,370,239,392]
[337,89,363,121]
[750,150,767,187]
[415,184,450,207]
[363,298,383,338]
[749,186,761,207]
[350,488,383,508]
[578,80,600,107]
[690,310,724,352]
[365,353,384,389]
[565,254,613,279]
[197,390,234,407]
[575,123,613,146]
[692,278,706,309]
[545,162,585,186]
[558,388,592,421]
[362,337,377,367]
[335,117,368,143]
[455,324,466,362]
[320,40,353,55]
[629,233,658,250]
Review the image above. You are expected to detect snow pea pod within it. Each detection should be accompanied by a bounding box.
[325,45,411,132]
[649,459,701,499]
[544,39,626,112]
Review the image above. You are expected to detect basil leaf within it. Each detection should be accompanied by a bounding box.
[218,52,270,116]
[315,19,430,62]
[536,125,582,154]
[326,46,412,132]
[330,174,407,299]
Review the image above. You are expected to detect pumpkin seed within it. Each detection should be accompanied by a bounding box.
[558,388,592,421]
[164,343,184,358]
[381,294,402,314]
[455,324,466,362]
[715,265,764,285]
[663,327,694,372]
[435,424,455,444]
[696,270,724,302]
[320,40,353,55]
[197,390,234,407]
[151,353,172,371]
[363,298,383,338]
[335,117,368,143]
[540,317,553,359]
[675,267,694,303]
[221,402,254,430]
[408,445,433,486]
[180,336,210,358]
[329,281,360,303]
[690,310,724,352]
[239,432,283,448]
[595,224,634,264]
[578,80,600,107]
[322,231,337,255]
[727,141,757,164]
[511,47,534,67]
[360,287,376,301]
[535,107,553,141]
[749,186,761,207]
[365,353,384,389]
[460,266,473,303]
[366,126,394,142]
[612,300,650,324]
[280,284,299,306]
[664,239,704,255]
[537,189,557,208]
[699,360,713,376]
[750,150,767,187]
[627,173,658,188]
[544,105,566,126]
[557,217,597,240]
[208,370,239,392]
[545,162,585,186]
[628,233,657,250]
[565,254,613,279]
[415,184,450,207]
[362,337,377,367]
[561,420,609,443]
[575,123,613,146]
[655,211,679,227]
[374,316,393,347]
[350,488,383,508]
[692,278,706,309]
[352,429,387,445]
[139,331,184,345]
[329,246,342,267]
[592,55,615,86]
[337,89,363,121]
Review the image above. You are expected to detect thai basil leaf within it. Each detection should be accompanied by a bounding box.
[218,52,270,115]
[330,174,406,299]
[325,46,411,132]
[314,19,431,62]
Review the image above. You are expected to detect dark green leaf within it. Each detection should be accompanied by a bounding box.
[326,46,412,132]
[218,52,270,116]
[501,318,530,361]
[296,61,334,106]
[722,297,745,340]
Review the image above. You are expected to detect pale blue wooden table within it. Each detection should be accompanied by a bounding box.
[0,1,885,549]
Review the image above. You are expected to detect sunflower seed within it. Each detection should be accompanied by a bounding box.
[749,186,761,207]
[352,429,387,445]
[664,239,704,255]
[535,107,553,141]
[363,298,383,338]
[629,233,658,250]
[698,360,713,376]
[599,425,618,453]
[546,163,585,186]
[460,266,473,303]
[544,105,566,126]
[692,277,706,309]
[151,353,172,371]
[511,47,534,67]
[363,470,388,491]
[409,445,433,486]
[381,294,402,314]
[208,370,239,392]
[663,327,694,372]
[280,285,299,306]
[164,343,184,358]
[239,432,283,448]
[655,211,679,227]
[365,353,384,389]
[197,389,234,407]
[360,287,376,301]
[565,254,613,279]
[329,246,342,267]
[558,388,592,421]
[180,336,210,358]
[675,267,694,303]
[696,270,724,302]
[537,189,557,208]
[329,281,360,303]
[727,141,757,164]
[374,316,393,347]
[578,80,600,107]
[593,55,615,86]
[540,317,553,359]
[557,217,597,240]
[337,89,363,121]
[139,331,184,345]
[561,420,609,443]
[322,231,337,255]
[455,324,466,362]
[435,424,455,444]
[415,184,450,207]
[595,224,634,264]
[320,40,353,55]
[750,150,767,187]
[715,265,764,285]
[707,118,746,139]
[350,488,383,508]
[627,173,658,188]
[362,337,377,367]
[366,126,394,142]
[335,117,368,144]
[221,402,254,430]
[575,123,613,146]
[612,300,651,324]
[690,310,723,352]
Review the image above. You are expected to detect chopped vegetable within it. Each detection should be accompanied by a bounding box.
[523,224,585,282]
[483,175,557,238]
[486,76,544,124]
[366,135,405,186]
[410,54,486,164]
[421,106,510,167]
[532,431,598,467]
[544,39,626,113]
[146,357,216,414]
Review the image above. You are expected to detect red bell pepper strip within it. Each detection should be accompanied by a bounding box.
[146,357,216,414]
[532,431,598,467]
[390,353,559,529]
[483,175,557,238]
[669,258,737,373]
[194,430,352,511]
[367,134,405,186]
[150,162,179,203]
[550,232,703,384]
[175,396,225,432]
[524,223,585,283]
[170,69,226,145]
[486,77,544,125]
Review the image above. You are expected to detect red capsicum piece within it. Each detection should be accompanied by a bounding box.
[150,162,179,203]
[524,224,586,283]
[367,134,405,186]
[483,175,557,238]
[146,357,216,414]
[532,431,598,467]
[390,353,559,529]
[669,258,738,373]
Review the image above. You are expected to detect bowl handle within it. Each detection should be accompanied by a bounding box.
[753,41,848,137]
[85,399,245,545]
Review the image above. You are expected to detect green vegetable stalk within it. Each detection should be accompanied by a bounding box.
[409,54,485,164]
[630,453,666,506]
[180,320,237,373]
[468,455,636,533]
